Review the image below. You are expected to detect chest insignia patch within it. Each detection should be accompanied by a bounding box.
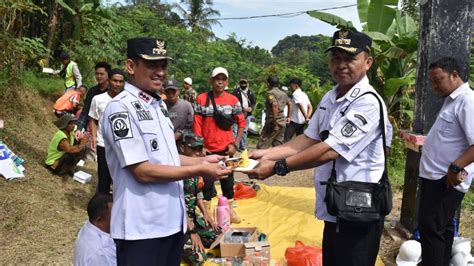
[137,110,153,121]
[341,121,357,137]
[109,112,133,141]
[150,138,159,151]
[131,101,144,111]
[132,101,153,121]
[138,91,152,103]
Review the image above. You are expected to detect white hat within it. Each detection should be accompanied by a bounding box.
[211,67,228,78]
[452,237,472,256]
[281,86,289,92]
[184,77,192,85]
[396,240,422,265]
[450,252,474,266]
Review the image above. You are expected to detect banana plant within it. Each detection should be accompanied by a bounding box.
[308,0,418,129]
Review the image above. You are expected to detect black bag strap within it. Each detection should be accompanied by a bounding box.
[328,91,388,184]
[206,91,218,115]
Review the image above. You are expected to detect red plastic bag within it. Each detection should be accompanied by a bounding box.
[234,183,257,200]
[285,241,322,266]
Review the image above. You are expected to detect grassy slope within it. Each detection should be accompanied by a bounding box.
[0,74,98,263]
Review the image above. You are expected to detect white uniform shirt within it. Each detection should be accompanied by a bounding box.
[290,88,311,124]
[73,221,116,266]
[304,76,389,222]
[89,92,113,147]
[101,82,186,240]
[419,83,474,193]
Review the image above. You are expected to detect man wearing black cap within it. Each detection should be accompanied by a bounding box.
[101,37,231,265]
[257,75,291,149]
[164,79,194,141]
[246,29,390,266]
[88,69,125,194]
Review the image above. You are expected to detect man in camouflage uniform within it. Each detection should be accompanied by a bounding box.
[183,77,198,106]
[257,75,291,149]
[179,133,221,265]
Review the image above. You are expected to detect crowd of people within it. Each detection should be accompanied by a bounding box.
[42,29,473,266]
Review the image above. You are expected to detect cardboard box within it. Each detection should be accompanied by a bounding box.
[245,241,271,257]
[210,227,259,257]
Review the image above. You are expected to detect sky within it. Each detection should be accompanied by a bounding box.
[170,0,362,51]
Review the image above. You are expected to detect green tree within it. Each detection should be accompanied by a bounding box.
[173,0,221,38]
[308,0,419,129]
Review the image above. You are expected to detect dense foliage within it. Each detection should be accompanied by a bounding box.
[1,0,337,120]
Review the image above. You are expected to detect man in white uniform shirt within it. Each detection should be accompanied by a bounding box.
[74,194,116,266]
[246,29,390,266]
[284,78,313,142]
[101,37,231,265]
[89,69,125,194]
[418,57,474,266]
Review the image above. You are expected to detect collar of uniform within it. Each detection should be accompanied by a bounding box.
[124,82,161,105]
[85,220,112,245]
[448,82,470,100]
[336,76,370,103]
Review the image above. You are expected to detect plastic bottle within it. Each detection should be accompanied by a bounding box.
[241,256,250,266]
[216,196,231,232]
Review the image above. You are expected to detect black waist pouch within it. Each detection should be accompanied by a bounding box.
[207,91,235,130]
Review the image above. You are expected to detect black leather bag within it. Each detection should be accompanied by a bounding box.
[321,92,392,222]
[206,92,235,130]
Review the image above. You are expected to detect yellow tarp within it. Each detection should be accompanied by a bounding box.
[216,184,384,265]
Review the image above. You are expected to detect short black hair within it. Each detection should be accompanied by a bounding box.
[59,52,70,61]
[87,193,113,222]
[289,78,302,87]
[267,75,279,87]
[429,57,461,75]
[108,68,125,79]
[95,62,112,72]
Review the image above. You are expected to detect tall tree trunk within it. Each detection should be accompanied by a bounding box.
[45,0,59,66]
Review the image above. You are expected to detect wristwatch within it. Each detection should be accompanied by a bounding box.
[187,228,196,234]
[449,163,463,174]
[274,159,289,176]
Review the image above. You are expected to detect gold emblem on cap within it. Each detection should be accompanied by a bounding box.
[334,29,351,46]
[153,40,167,55]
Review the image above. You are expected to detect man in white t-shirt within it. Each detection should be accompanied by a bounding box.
[89,69,125,194]
[284,78,313,142]
[74,193,116,266]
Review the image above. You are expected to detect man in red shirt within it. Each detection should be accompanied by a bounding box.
[193,67,246,223]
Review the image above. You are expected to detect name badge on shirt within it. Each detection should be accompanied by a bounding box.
[109,112,133,141]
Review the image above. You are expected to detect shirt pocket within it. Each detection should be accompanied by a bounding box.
[137,121,162,154]
[438,111,456,137]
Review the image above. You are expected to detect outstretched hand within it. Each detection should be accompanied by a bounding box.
[244,160,275,180]
[249,149,268,160]
[203,154,227,164]
[201,163,232,181]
